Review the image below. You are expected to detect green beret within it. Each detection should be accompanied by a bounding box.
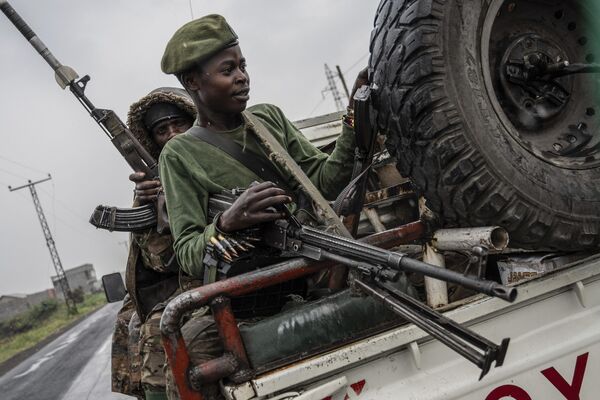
[161,14,238,75]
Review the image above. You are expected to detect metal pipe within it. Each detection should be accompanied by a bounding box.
[210,296,253,384]
[188,354,238,391]
[363,207,387,232]
[432,227,509,252]
[360,220,426,248]
[423,244,449,308]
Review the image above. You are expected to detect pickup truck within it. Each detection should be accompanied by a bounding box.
[158,0,600,395]
[158,106,599,400]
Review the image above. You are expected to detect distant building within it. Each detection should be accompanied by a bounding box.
[51,263,98,299]
[0,288,56,322]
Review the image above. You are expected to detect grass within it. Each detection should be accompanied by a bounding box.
[0,292,107,364]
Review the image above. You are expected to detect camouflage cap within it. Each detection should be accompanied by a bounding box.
[161,14,239,75]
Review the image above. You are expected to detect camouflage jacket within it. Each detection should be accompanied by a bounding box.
[124,87,196,322]
[111,87,196,396]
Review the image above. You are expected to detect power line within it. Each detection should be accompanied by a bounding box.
[0,154,46,175]
[0,166,28,180]
[308,97,327,117]
[37,186,92,223]
[343,53,369,75]
[188,0,194,19]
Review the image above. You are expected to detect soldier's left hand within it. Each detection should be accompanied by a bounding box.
[349,67,369,109]
[130,171,162,204]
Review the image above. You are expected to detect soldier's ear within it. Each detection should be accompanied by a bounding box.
[180,68,201,92]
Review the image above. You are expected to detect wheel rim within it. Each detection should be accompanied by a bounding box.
[481,0,600,169]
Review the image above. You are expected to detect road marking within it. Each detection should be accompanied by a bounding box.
[11,306,108,380]
[13,355,53,379]
[45,342,70,357]
[95,336,111,356]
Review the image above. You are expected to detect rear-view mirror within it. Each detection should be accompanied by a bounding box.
[102,273,126,303]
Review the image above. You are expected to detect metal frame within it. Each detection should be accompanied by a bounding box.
[160,222,425,400]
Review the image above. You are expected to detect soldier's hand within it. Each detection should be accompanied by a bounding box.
[349,67,369,110]
[217,181,292,233]
[129,172,162,204]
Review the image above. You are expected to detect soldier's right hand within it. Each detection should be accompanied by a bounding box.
[217,181,292,233]
[129,172,162,205]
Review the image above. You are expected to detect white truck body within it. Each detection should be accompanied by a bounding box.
[223,255,600,400]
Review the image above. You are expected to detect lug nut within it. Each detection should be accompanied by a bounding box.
[553,143,563,152]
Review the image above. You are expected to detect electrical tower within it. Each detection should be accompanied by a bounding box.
[323,63,345,111]
[9,175,78,314]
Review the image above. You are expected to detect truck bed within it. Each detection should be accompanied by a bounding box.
[223,254,600,399]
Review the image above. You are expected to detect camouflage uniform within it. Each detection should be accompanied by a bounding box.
[111,87,198,399]
[111,295,143,398]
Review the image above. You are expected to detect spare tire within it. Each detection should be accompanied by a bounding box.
[369,0,600,250]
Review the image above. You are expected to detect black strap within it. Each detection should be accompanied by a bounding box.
[187,125,290,191]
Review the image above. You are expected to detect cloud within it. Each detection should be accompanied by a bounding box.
[0,0,378,294]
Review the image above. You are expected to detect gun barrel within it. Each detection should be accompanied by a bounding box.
[298,225,517,302]
[1,1,61,70]
[1,1,78,89]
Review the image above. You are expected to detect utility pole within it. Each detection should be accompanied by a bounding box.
[9,174,78,314]
[335,65,351,100]
[323,63,345,111]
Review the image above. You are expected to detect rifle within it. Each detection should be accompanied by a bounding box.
[0,0,168,232]
[201,189,516,379]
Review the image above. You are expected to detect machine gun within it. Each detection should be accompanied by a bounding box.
[0,0,168,232]
[198,189,516,379]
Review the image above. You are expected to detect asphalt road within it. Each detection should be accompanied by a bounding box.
[0,302,134,400]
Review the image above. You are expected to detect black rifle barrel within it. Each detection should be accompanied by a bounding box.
[0,1,61,70]
[356,280,509,379]
[298,225,517,302]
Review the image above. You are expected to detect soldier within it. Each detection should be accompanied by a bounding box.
[158,14,367,399]
[159,14,366,277]
[111,87,196,400]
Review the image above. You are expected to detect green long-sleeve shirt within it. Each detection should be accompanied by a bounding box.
[159,103,355,277]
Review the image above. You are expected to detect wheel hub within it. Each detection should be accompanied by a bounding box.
[500,34,571,123]
[483,0,600,168]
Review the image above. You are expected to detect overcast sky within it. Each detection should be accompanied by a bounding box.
[0,0,379,295]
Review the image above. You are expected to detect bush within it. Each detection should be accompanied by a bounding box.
[0,300,59,338]
[69,288,85,304]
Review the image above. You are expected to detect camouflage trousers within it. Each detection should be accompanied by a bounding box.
[111,297,143,398]
[141,307,224,400]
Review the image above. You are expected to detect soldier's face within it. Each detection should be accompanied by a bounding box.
[189,45,250,114]
[151,116,193,149]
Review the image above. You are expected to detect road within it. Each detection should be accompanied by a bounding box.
[0,302,134,400]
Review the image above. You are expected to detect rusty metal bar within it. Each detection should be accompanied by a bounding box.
[328,220,425,290]
[162,334,202,400]
[361,220,426,248]
[364,181,414,206]
[161,221,427,399]
[162,259,334,400]
[188,354,238,391]
[210,296,253,383]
